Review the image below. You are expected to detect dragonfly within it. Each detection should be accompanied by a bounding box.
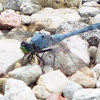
[20,23,100,69]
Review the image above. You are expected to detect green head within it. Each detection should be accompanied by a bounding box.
[20,41,33,54]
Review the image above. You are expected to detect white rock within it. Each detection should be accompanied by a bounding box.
[0,94,5,100]
[63,80,83,100]
[92,64,100,81]
[0,3,3,12]
[73,88,100,100]
[0,39,23,74]
[20,2,34,15]
[43,65,54,73]
[33,85,50,99]
[29,8,81,32]
[89,46,97,58]
[96,80,100,88]
[37,70,68,93]
[83,1,99,6]
[78,6,100,17]
[64,35,90,65]
[22,15,31,24]
[90,14,100,24]
[95,43,100,63]
[8,64,42,85]
[4,78,37,100]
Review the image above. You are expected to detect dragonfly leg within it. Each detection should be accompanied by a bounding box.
[35,53,45,66]
[27,52,34,63]
[52,53,55,67]
[22,54,27,66]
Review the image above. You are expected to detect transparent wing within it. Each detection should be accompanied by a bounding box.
[39,35,88,76]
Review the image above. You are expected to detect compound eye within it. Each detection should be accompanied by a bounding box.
[21,43,25,46]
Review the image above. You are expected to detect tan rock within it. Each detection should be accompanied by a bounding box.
[70,71,96,88]
[14,62,21,69]
[79,66,94,77]
[35,0,82,8]
[29,8,81,32]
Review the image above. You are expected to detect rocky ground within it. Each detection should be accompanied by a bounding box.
[0,0,100,100]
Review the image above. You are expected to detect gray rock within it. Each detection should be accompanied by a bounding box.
[22,15,31,25]
[56,21,100,47]
[37,70,68,93]
[3,0,32,11]
[72,88,100,100]
[0,39,23,74]
[20,2,34,15]
[78,6,100,17]
[8,64,42,85]
[63,80,83,100]
[3,0,22,11]
[4,78,37,100]
[5,28,34,41]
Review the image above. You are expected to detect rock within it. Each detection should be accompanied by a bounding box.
[0,94,4,100]
[8,64,42,85]
[37,70,68,93]
[0,78,7,92]
[90,14,100,25]
[22,25,28,31]
[72,88,100,100]
[20,2,34,15]
[43,66,54,73]
[82,0,100,4]
[95,43,100,63]
[3,0,22,11]
[33,85,50,99]
[89,46,97,58]
[0,0,7,3]
[4,78,37,100]
[34,0,82,8]
[56,21,100,47]
[29,8,81,32]
[83,1,99,7]
[79,66,94,77]
[46,92,68,100]
[31,3,42,13]
[0,12,22,30]
[14,62,21,69]
[63,80,83,100]
[41,35,90,76]
[92,64,100,81]
[0,3,3,12]
[96,80,100,88]
[70,71,96,88]
[5,28,34,41]
[78,6,100,17]
[22,15,31,25]
[0,39,23,74]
